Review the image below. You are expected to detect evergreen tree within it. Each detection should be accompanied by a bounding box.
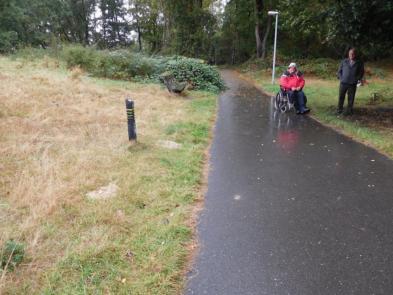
[96,0,131,48]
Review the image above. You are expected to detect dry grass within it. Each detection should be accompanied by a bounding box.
[0,57,215,293]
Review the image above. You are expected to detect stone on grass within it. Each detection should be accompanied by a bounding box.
[157,140,182,150]
[86,183,119,200]
[159,71,188,94]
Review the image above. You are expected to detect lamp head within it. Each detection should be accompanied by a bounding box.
[268,11,279,15]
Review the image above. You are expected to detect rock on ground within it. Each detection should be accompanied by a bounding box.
[157,140,182,150]
[86,183,119,200]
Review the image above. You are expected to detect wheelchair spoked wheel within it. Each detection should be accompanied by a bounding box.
[275,92,288,113]
[279,104,288,113]
[274,92,281,109]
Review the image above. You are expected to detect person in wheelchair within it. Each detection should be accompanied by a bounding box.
[279,62,310,114]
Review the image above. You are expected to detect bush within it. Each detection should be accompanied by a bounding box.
[62,46,224,92]
[165,56,225,92]
[63,46,162,80]
[1,240,25,271]
[0,31,18,53]
[242,57,339,79]
[62,45,97,71]
[300,58,338,79]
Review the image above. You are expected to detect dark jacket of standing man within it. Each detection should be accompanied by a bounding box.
[337,48,364,115]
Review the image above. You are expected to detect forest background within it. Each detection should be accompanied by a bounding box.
[1,0,393,63]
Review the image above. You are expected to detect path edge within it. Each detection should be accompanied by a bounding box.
[235,70,393,160]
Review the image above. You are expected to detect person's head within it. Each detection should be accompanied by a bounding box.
[348,48,356,60]
[288,62,297,73]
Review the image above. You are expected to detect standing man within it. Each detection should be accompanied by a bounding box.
[337,47,364,115]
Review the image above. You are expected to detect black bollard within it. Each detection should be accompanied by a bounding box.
[125,98,137,141]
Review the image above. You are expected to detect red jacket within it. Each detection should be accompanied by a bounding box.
[280,70,305,91]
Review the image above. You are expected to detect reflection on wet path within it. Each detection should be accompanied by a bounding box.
[186,70,393,295]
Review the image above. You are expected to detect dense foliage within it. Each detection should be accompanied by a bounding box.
[165,57,225,92]
[278,0,393,59]
[0,0,392,61]
[63,46,159,79]
[63,46,225,91]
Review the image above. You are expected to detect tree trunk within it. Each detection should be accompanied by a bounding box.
[255,0,264,58]
[231,46,236,65]
[158,0,171,51]
[195,0,203,8]
[135,3,143,51]
[137,23,142,51]
[84,20,89,45]
[81,0,89,45]
[261,15,272,59]
[255,26,262,58]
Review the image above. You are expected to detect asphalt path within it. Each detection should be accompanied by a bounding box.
[185,71,393,295]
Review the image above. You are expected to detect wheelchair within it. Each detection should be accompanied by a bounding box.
[274,88,308,113]
[274,88,295,113]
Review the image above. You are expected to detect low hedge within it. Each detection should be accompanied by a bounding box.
[62,46,224,92]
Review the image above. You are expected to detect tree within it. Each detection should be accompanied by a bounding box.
[278,0,393,59]
[67,0,96,44]
[326,0,393,59]
[158,0,216,58]
[129,0,163,52]
[255,0,263,58]
[255,0,273,59]
[217,0,255,64]
[96,0,131,48]
[1,0,392,60]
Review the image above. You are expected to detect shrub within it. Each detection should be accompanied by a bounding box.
[0,31,18,53]
[62,46,224,92]
[165,56,225,92]
[63,47,159,79]
[62,45,97,71]
[125,54,157,78]
[11,47,49,60]
[300,58,338,79]
[1,240,25,271]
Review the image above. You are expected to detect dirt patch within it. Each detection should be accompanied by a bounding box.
[349,107,393,130]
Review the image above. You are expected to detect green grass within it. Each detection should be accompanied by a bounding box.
[242,68,393,158]
[40,93,216,294]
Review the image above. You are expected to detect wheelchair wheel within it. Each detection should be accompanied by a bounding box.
[275,92,288,113]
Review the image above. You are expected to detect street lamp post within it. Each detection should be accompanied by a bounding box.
[268,11,279,84]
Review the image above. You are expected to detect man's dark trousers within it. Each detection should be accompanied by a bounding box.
[288,90,306,112]
[338,82,357,113]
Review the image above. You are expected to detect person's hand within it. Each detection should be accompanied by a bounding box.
[296,87,301,91]
[291,87,296,91]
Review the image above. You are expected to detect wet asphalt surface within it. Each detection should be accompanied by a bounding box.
[185,71,393,295]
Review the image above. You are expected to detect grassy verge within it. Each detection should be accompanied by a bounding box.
[240,66,393,158]
[0,56,216,294]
